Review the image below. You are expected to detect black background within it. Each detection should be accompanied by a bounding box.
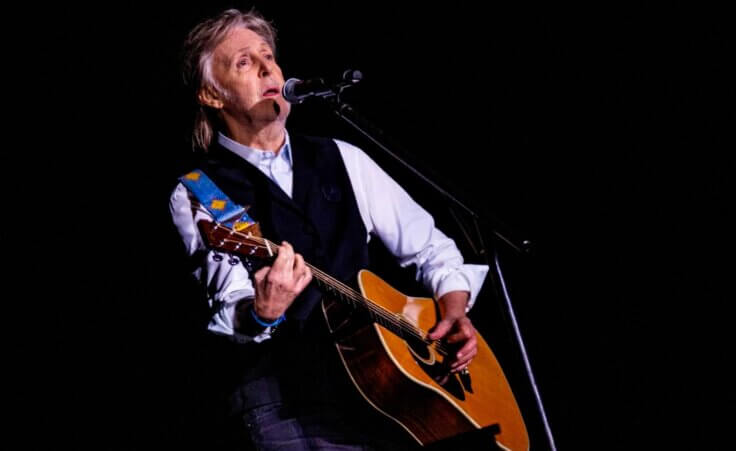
[37,2,734,449]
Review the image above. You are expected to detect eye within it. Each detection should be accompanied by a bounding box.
[237,57,249,68]
[264,54,274,61]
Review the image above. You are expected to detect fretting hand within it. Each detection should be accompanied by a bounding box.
[252,241,313,321]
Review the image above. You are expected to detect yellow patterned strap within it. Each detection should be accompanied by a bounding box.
[179,169,257,231]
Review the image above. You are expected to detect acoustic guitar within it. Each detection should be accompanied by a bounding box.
[199,220,529,449]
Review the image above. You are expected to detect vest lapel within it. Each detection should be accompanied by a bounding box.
[208,141,306,218]
[291,135,319,213]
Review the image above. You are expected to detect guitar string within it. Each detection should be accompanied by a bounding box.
[211,225,456,356]
[212,224,454,356]
[306,263,452,356]
[214,225,407,328]
[229,234,441,348]
[229,235,451,356]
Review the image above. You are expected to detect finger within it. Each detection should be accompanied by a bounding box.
[451,359,473,373]
[451,346,478,371]
[254,266,271,285]
[294,266,313,293]
[428,319,453,340]
[445,321,475,344]
[272,241,294,271]
[451,348,477,370]
[454,335,478,361]
[293,253,306,275]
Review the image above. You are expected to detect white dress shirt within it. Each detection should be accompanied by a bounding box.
[169,131,489,342]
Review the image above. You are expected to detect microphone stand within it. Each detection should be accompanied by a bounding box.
[302,78,557,450]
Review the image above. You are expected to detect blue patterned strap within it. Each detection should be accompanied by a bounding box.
[179,169,257,231]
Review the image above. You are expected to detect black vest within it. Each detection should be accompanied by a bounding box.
[190,135,374,410]
[196,134,371,326]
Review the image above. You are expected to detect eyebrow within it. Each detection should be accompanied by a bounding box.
[222,47,249,67]
[226,44,272,66]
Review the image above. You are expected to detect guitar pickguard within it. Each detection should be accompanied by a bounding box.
[405,337,467,401]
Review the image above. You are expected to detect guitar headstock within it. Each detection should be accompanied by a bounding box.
[198,220,274,259]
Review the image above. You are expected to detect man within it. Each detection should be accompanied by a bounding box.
[170,8,489,450]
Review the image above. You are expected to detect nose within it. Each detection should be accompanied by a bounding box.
[256,55,272,78]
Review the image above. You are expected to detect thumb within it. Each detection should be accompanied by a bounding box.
[428,319,454,340]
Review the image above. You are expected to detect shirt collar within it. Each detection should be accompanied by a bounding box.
[217,131,292,168]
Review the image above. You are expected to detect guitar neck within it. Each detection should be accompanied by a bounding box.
[304,262,430,346]
[200,221,433,347]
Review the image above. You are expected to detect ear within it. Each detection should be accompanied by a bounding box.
[198,85,224,109]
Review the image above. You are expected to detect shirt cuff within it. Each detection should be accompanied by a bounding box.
[435,264,490,312]
[208,294,275,343]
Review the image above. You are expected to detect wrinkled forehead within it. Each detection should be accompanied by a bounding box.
[213,27,272,64]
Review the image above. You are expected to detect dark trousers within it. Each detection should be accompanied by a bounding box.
[198,327,420,451]
[231,400,416,451]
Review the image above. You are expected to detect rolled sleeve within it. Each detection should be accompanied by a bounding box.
[434,264,490,311]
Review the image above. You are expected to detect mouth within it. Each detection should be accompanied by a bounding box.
[262,87,280,98]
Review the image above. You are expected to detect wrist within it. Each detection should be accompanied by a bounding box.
[438,290,470,318]
[249,306,286,327]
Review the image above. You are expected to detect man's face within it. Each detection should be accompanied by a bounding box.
[205,27,290,126]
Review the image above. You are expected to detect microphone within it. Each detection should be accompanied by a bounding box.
[282,78,330,103]
[282,70,362,104]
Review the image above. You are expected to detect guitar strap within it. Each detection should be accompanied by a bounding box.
[179,169,258,232]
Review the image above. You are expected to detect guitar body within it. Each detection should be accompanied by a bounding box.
[322,270,529,449]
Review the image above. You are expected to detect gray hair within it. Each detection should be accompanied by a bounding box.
[182,9,278,151]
